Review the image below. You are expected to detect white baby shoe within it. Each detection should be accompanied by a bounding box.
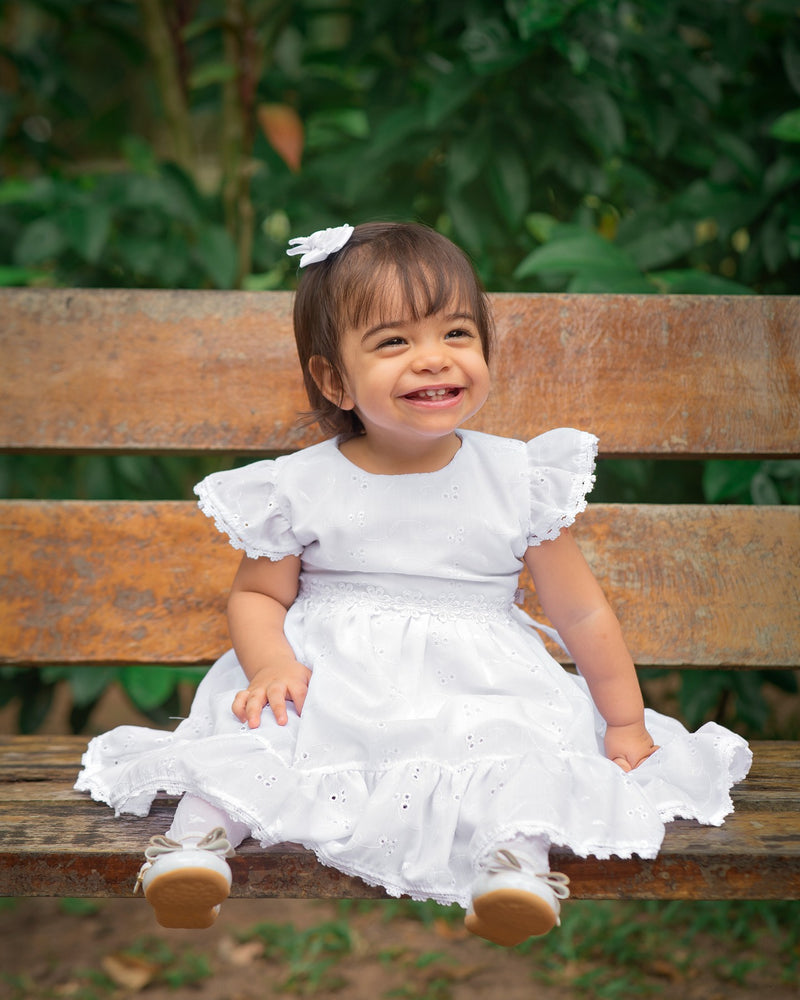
[464,848,570,946]
[135,827,235,929]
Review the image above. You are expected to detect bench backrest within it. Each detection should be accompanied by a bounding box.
[1,290,798,673]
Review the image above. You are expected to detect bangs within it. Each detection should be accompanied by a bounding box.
[337,257,484,335]
[328,223,493,359]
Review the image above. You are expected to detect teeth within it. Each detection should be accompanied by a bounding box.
[421,389,448,397]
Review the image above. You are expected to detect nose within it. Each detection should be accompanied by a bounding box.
[411,345,450,374]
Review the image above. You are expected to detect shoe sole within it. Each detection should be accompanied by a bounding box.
[465,887,558,946]
[145,866,231,929]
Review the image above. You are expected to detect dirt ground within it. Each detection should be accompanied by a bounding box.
[3,892,798,1000]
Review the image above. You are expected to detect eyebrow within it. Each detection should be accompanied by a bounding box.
[361,312,477,343]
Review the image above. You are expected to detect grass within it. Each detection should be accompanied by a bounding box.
[1,897,798,999]
[516,899,798,997]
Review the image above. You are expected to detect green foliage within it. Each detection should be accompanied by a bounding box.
[1,0,799,292]
[2,2,798,735]
[0,664,206,734]
[0,154,238,289]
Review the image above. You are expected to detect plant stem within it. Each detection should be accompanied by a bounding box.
[137,0,196,178]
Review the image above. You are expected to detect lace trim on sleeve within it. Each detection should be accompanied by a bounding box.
[526,429,598,547]
[194,472,303,562]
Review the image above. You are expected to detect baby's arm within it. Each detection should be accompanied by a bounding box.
[523,529,658,771]
[227,553,310,728]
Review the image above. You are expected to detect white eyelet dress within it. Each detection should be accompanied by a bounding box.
[75,428,751,907]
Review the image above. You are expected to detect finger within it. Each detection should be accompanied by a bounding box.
[245,690,267,729]
[232,690,248,722]
[289,680,309,717]
[267,687,288,727]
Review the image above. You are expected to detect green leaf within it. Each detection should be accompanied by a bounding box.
[568,271,654,293]
[115,234,166,277]
[770,108,800,143]
[460,17,526,74]
[487,143,530,227]
[714,132,761,183]
[702,461,760,503]
[121,134,158,173]
[120,666,177,711]
[425,65,479,127]
[0,266,41,286]
[445,192,487,253]
[647,269,752,294]
[367,105,426,158]
[189,61,237,90]
[678,672,727,729]
[782,36,800,98]
[180,16,222,42]
[622,220,695,272]
[0,176,55,206]
[684,63,721,105]
[505,0,576,38]
[13,218,67,265]
[305,108,368,150]
[560,84,626,157]
[514,233,640,279]
[524,212,560,243]
[60,203,112,263]
[66,667,118,707]
[731,674,769,731]
[750,470,782,505]
[193,224,238,289]
[446,132,487,191]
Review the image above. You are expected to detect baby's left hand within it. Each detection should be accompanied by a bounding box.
[604,720,659,772]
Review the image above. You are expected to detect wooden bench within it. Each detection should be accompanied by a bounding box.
[1,289,798,901]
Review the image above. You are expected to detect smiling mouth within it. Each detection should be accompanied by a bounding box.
[403,387,462,401]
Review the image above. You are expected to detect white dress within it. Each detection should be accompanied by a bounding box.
[76,428,751,907]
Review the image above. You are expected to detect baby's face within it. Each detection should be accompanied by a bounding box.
[333,297,490,455]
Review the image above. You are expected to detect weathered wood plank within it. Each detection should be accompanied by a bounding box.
[1,739,796,898]
[2,501,797,668]
[2,290,798,457]
[0,794,796,899]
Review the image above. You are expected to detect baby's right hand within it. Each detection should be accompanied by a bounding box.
[232,659,312,728]
[604,720,659,772]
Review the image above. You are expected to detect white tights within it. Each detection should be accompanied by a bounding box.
[480,833,551,874]
[166,794,251,849]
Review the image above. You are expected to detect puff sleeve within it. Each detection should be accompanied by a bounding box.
[194,459,303,561]
[526,428,598,546]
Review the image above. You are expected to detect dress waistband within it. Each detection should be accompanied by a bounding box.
[296,577,516,624]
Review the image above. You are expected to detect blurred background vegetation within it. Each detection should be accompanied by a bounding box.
[1,0,798,734]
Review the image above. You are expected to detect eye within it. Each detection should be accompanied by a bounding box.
[376,336,406,350]
[445,328,473,340]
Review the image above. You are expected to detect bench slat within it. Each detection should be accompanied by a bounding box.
[1,737,794,898]
[1,789,797,899]
[3,290,798,457]
[2,501,797,668]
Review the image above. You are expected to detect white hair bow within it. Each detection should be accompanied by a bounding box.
[287,224,354,267]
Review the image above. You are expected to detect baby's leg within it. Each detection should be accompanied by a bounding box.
[166,793,251,848]
[138,795,250,930]
[466,834,570,946]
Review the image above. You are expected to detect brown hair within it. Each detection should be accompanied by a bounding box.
[292,222,495,436]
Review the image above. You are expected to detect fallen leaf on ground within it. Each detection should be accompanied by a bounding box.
[218,938,265,967]
[101,953,159,991]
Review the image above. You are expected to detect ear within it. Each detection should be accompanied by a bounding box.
[308,355,355,411]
